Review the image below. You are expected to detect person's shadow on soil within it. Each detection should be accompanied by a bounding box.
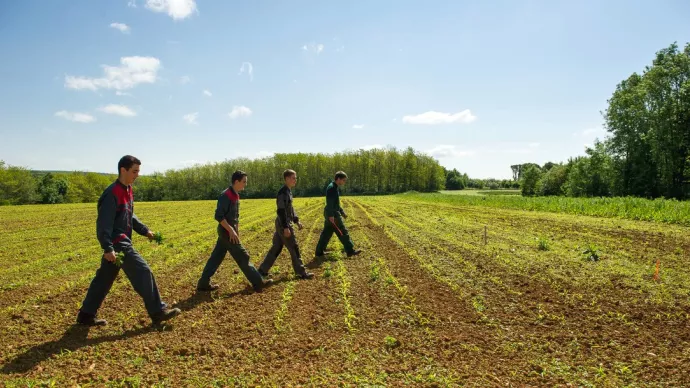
[1,324,154,374]
[306,254,338,269]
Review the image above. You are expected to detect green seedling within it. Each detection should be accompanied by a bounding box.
[153,231,165,245]
[114,251,125,267]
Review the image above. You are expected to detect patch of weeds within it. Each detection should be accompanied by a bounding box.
[582,243,600,262]
[471,295,486,313]
[537,236,551,251]
[323,263,333,278]
[384,335,400,349]
[369,260,380,282]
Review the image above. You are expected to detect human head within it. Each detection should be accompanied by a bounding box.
[231,170,248,191]
[118,155,141,186]
[284,169,297,188]
[334,171,348,186]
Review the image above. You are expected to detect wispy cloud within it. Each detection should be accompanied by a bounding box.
[238,62,253,81]
[127,0,137,7]
[203,89,212,97]
[145,0,198,20]
[179,159,205,167]
[573,127,605,138]
[402,109,477,125]
[183,112,198,125]
[427,145,476,158]
[115,91,133,97]
[302,42,325,54]
[228,105,252,119]
[352,124,364,129]
[109,23,130,34]
[65,56,161,91]
[54,111,96,123]
[98,104,137,117]
[179,75,191,84]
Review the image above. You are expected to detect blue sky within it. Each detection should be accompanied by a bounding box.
[1,0,689,179]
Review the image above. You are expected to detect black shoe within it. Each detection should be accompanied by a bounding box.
[151,307,181,325]
[197,283,219,292]
[253,278,274,293]
[347,249,362,258]
[297,272,315,280]
[76,310,107,326]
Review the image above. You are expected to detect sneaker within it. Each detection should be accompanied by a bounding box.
[76,310,107,326]
[151,307,181,325]
[196,283,220,292]
[253,278,274,293]
[297,272,315,280]
[346,249,363,258]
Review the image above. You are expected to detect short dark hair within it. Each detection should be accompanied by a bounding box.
[118,155,141,175]
[335,171,347,180]
[283,169,296,179]
[231,170,248,184]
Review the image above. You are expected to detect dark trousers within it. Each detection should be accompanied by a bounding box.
[259,225,307,276]
[198,231,264,288]
[80,245,166,317]
[315,214,354,255]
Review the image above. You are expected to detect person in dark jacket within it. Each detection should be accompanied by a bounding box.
[77,155,181,327]
[314,171,362,258]
[197,170,273,292]
[258,169,314,279]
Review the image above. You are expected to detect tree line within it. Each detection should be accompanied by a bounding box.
[513,42,690,200]
[0,147,446,205]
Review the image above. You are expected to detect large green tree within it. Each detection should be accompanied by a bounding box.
[604,42,690,199]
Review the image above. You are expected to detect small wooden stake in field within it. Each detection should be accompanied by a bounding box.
[484,226,487,245]
[653,259,661,282]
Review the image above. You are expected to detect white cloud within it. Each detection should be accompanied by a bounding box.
[54,111,96,123]
[65,56,161,91]
[352,124,364,129]
[203,89,212,97]
[228,105,252,119]
[179,159,205,167]
[183,112,198,125]
[402,109,477,125]
[528,142,540,148]
[573,127,605,138]
[128,0,137,7]
[238,62,253,81]
[302,42,325,54]
[115,91,133,97]
[110,23,130,33]
[427,145,475,158]
[98,104,137,117]
[145,0,198,20]
[179,75,191,84]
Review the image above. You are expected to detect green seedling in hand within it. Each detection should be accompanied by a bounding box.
[153,231,165,245]
[114,251,125,267]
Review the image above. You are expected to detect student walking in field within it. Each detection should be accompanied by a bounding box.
[197,170,273,292]
[77,155,181,327]
[314,171,362,258]
[258,169,314,280]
